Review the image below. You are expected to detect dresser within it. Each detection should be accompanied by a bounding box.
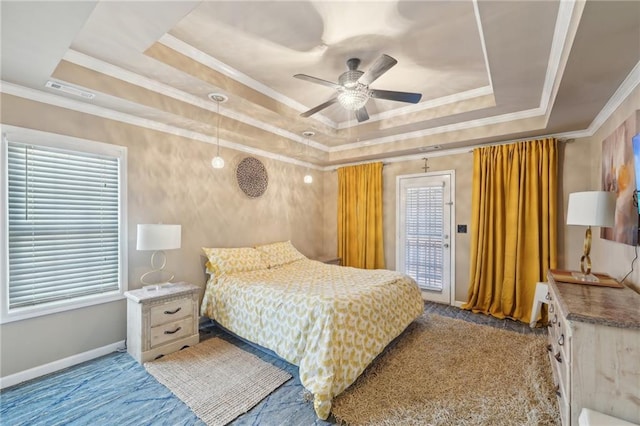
[125,282,200,363]
[546,271,640,426]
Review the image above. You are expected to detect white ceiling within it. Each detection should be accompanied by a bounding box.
[1,1,639,167]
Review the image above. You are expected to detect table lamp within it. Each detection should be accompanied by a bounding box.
[566,191,615,282]
[137,224,181,286]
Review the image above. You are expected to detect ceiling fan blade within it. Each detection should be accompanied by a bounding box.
[370,89,422,104]
[358,54,398,86]
[294,74,341,90]
[300,97,338,118]
[355,106,369,122]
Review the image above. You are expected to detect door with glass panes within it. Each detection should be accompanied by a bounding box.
[397,172,453,304]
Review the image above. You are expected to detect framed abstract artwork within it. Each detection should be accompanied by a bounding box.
[601,111,640,246]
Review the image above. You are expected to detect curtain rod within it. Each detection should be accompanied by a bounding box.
[329,136,572,171]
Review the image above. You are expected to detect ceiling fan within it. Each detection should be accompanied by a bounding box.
[294,54,422,123]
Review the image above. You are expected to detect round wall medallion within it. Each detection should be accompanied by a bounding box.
[236,157,268,198]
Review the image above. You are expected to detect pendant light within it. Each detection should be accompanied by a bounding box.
[302,130,314,184]
[209,93,227,169]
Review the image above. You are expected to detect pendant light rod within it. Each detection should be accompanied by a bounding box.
[208,93,228,169]
[302,130,315,184]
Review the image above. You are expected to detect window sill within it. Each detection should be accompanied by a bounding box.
[0,291,126,324]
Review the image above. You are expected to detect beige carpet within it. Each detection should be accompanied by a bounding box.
[331,314,560,426]
[144,337,291,426]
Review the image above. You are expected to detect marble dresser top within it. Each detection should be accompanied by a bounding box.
[547,271,640,329]
[124,282,199,303]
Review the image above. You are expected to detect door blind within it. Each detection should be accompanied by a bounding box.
[405,185,444,291]
[7,141,121,309]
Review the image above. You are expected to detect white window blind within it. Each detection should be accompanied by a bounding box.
[7,141,121,309]
[405,185,444,291]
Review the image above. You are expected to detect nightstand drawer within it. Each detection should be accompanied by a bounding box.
[150,317,194,348]
[150,298,193,326]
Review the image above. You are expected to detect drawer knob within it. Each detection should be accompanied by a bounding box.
[552,314,558,324]
[164,326,182,335]
[555,385,561,398]
[164,307,182,315]
[545,293,551,301]
[554,351,562,363]
[558,334,564,346]
[549,304,555,313]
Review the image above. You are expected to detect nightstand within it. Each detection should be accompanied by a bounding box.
[124,282,200,363]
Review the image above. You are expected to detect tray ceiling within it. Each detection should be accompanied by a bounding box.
[1,1,639,167]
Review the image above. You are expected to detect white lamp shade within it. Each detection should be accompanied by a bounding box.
[136,224,181,251]
[566,191,616,227]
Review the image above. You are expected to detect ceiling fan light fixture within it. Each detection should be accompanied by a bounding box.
[295,54,420,121]
[338,84,370,111]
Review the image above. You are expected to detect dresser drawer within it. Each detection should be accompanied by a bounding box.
[150,317,194,348]
[547,289,570,395]
[150,297,193,326]
[548,348,570,426]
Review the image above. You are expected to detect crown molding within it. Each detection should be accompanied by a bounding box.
[473,0,493,91]
[160,34,496,130]
[335,85,494,129]
[62,50,330,153]
[539,0,579,115]
[561,59,640,139]
[329,106,544,152]
[0,81,323,170]
[158,34,337,129]
[3,54,637,172]
[58,50,539,155]
[60,0,576,157]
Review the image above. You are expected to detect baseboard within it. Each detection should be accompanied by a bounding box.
[453,300,465,308]
[0,340,125,389]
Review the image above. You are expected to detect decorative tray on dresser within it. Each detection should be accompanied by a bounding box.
[546,270,640,426]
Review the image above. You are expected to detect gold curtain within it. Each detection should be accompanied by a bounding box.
[337,162,385,269]
[462,138,557,323]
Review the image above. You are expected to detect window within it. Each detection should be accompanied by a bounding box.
[404,185,444,291]
[1,129,127,323]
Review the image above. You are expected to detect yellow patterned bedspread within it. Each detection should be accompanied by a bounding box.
[200,258,424,419]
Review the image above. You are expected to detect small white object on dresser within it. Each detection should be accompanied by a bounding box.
[125,282,200,363]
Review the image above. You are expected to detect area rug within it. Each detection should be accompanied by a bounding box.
[144,337,291,426]
[331,314,560,426]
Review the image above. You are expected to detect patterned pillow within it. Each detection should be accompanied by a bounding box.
[255,240,306,268]
[202,247,268,276]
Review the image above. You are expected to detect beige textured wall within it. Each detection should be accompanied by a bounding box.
[587,86,640,292]
[0,94,326,377]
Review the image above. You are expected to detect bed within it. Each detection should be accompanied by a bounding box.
[200,241,424,420]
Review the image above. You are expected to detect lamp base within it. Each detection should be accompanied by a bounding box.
[571,271,600,283]
[140,250,175,286]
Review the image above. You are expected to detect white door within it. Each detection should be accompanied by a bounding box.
[397,172,454,304]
